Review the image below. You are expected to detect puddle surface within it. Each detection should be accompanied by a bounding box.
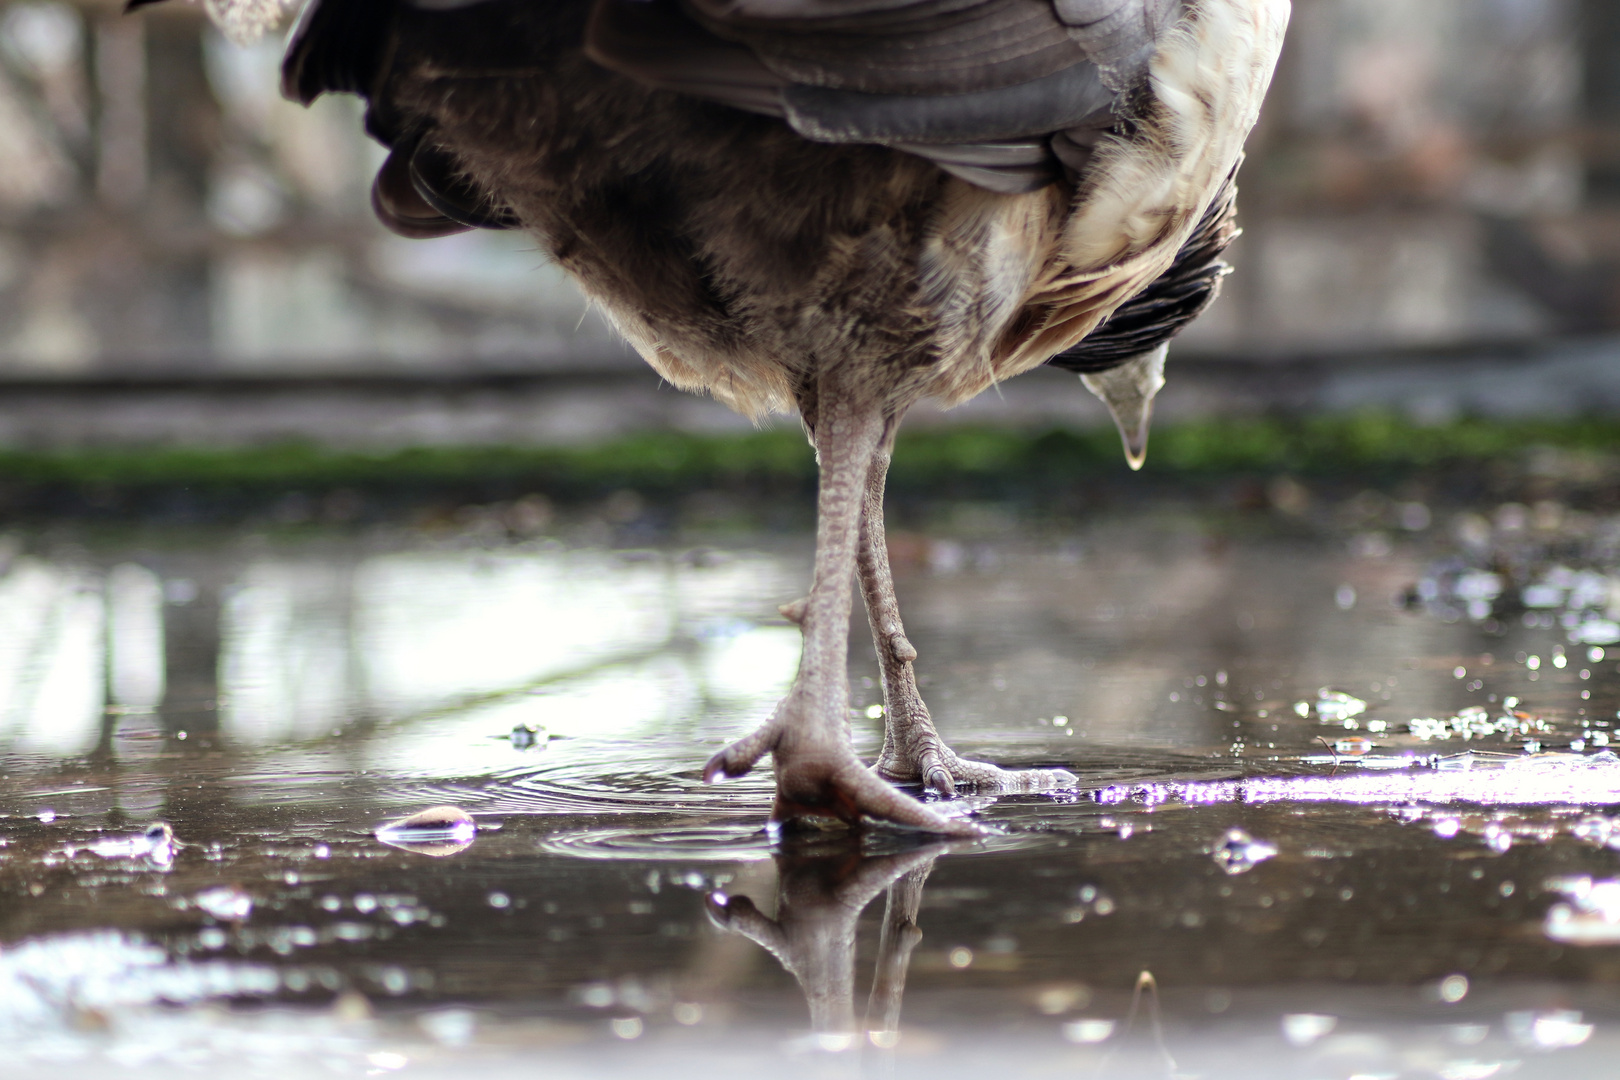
[4,504,1620,1076]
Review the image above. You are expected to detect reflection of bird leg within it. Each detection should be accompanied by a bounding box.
[863,853,939,1042]
[705,841,953,1040]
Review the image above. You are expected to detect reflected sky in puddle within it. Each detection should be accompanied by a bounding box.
[4,504,1620,1074]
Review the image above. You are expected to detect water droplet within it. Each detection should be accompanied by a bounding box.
[609,1017,643,1039]
[1439,974,1469,1003]
[948,947,973,968]
[1211,828,1277,875]
[375,805,476,857]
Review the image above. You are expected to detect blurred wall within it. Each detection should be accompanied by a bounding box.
[0,0,1609,378]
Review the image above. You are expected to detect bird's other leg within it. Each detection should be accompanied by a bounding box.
[704,378,977,836]
[859,443,1076,796]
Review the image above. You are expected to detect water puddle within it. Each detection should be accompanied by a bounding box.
[3,497,1620,1073]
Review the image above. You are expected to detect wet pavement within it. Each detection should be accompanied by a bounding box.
[5,488,1620,1077]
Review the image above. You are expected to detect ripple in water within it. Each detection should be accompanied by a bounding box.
[538,820,774,861]
[401,736,776,818]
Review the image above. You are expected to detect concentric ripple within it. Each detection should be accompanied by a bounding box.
[400,735,777,817]
[537,820,775,860]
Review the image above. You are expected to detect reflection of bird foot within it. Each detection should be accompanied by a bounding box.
[873,714,1076,798]
[704,698,982,837]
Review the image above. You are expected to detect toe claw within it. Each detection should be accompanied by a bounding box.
[923,762,956,797]
[705,721,781,782]
[702,751,736,783]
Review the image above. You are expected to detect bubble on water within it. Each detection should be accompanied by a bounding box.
[193,885,253,921]
[1211,828,1277,875]
[1282,1013,1337,1047]
[375,806,476,858]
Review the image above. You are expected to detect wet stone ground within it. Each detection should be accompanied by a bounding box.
[6,482,1620,1077]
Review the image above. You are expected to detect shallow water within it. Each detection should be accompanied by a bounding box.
[4,498,1620,1077]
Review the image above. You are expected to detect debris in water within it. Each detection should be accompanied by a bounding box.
[1544,877,1620,945]
[83,823,177,868]
[509,723,546,750]
[375,806,477,857]
[1211,828,1277,875]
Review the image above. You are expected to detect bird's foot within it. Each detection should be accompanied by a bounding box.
[704,698,982,837]
[873,705,1077,798]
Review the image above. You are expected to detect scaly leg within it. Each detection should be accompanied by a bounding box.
[858,439,1077,796]
[704,377,977,836]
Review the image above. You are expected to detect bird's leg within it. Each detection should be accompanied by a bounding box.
[859,443,1077,796]
[704,381,977,836]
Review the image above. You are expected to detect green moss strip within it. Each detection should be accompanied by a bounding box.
[0,413,1613,493]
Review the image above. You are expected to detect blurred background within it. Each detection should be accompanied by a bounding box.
[0,0,1616,446]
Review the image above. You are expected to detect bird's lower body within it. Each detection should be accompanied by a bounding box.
[704,369,1075,835]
